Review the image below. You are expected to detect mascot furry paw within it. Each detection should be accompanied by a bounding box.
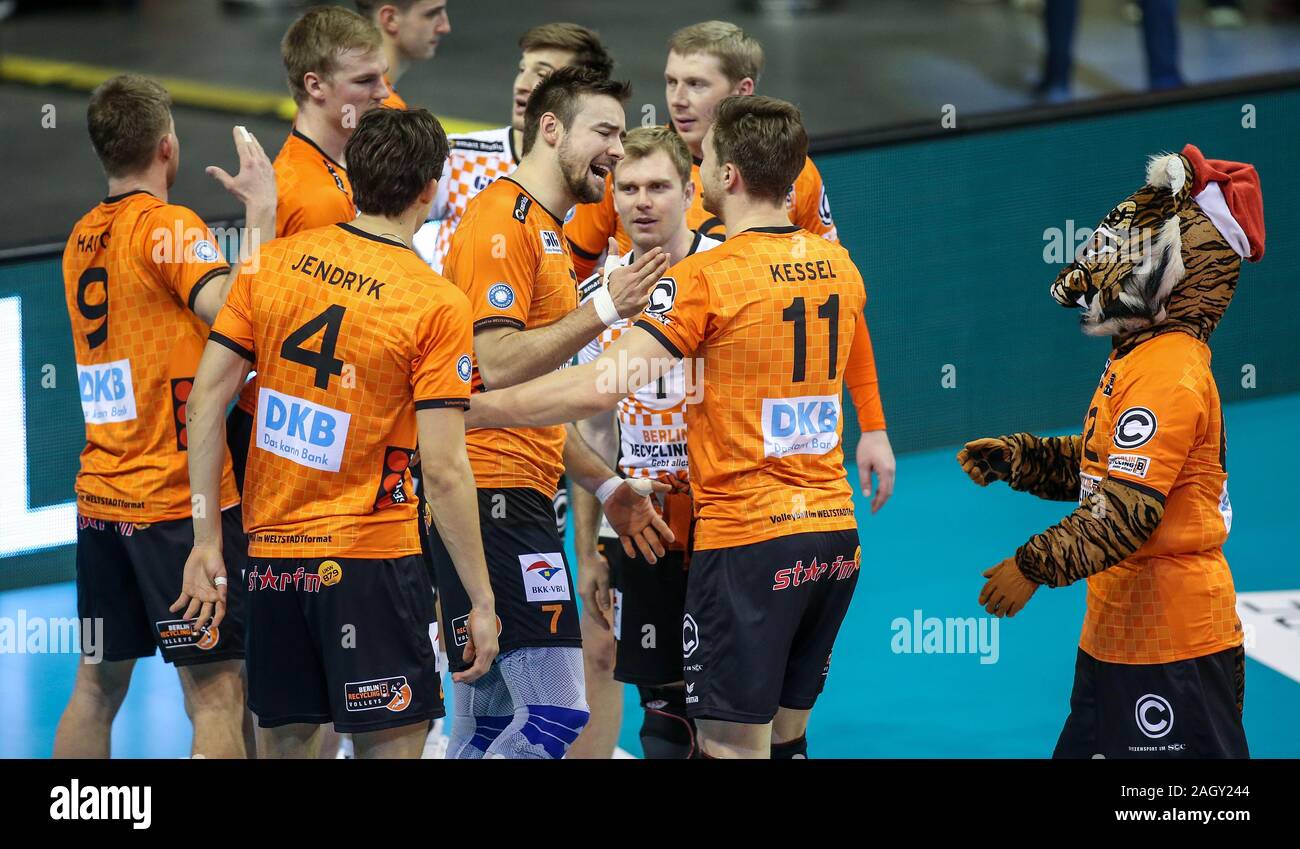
[958,144,1263,757]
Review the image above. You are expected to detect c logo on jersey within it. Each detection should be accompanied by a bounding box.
[456,354,472,382]
[1135,693,1173,739]
[818,187,833,226]
[193,239,219,263]
[1113,407,1157,449]
[487,283,515,310]
[682,613,700,658]
[645,277,677,315]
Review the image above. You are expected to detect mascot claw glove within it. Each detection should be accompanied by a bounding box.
[979,558,1039,617]
[957,437,1016,486]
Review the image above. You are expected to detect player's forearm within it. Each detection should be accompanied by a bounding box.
[422,456,494,611]
[1005,433,1085,502]
[467,361,613,429]
[244,199,276,252]
[563,422,618,496]
[844,313,886,430]
[571,486,604,559]
[571,414,617,557]
[187,349,244,546]
[476,302,605,388]
[1014,478,1164,588]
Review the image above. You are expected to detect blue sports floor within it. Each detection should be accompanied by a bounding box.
[2,393,1296,758]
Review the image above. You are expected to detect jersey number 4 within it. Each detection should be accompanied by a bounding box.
[280,304,346,389]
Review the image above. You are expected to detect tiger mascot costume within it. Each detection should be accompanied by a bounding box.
[957,144,1264,758]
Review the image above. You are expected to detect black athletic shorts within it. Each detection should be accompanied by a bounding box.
[75,505,247,666]
[606,537,689,687]
[682,529,860,723]
[225,405,254,494]
[428,487,581,674]
[245,554,443,732]
[1053,644,1249,758]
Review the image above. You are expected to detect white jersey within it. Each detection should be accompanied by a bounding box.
[414,125,520,272]
[577,231,721,480]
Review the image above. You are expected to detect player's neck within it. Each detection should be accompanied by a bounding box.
[294,109,349,166]
[106,171,167,203]
[385,43,408,87]
[510,128,524,162]
[509,155,575,221]
[350,211,420,248]
[722,198,791,238]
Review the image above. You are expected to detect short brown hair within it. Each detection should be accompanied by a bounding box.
[86,74,173,178]
[710,95,806,204]
[521,66,630,155]
[619,126,691,188]
[282,6,383,105]
[519,22,614,78]
[668,21,764,86]
[346,108,449,218]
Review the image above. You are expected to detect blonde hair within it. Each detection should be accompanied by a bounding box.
[620,126,692,187]
[667,20,764,85]
[282,6,383,105]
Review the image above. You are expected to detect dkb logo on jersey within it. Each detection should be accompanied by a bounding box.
[1113,407,1157,449]
[487,283,515,310]
[761,395,840,458]
[256,387,351,472]
[78,359,137,424]
[519,553,570,601]
[344,676,412,712]
[1135,693,1173,739]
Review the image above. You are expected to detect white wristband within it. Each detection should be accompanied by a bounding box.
[595,476,623,504]
[592,286,622,328]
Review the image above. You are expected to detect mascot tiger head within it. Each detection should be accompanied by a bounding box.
[1050,144,1264,345]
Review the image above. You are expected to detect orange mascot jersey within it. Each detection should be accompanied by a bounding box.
[1077,331,1240,664]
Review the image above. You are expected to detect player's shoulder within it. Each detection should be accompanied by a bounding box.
[797,153,824,184]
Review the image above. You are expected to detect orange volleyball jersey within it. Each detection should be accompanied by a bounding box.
[565,153,837,279]
[443,177,578,496]
[210,223,473,558]
[236,130,359,415]
[634,226,878,550]
[1077,331,1241,664]
[62,190,239,522]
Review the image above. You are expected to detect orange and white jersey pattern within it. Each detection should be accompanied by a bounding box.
[62,190,239,522]
[415,126,519,273]
[210,223,473,559]
[634,226,879,551]
[577,231,721,479]
[1077,331,1241,665]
